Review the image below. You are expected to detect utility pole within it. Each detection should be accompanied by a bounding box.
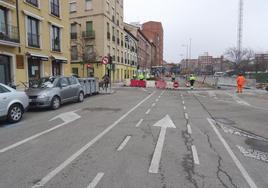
[237,0,244,65]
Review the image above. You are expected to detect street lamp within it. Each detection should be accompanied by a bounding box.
[181,44,189,72]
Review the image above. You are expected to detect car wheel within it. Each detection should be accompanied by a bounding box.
[51,96,61,110]
[8,104,23,123]
[78,92,84,102]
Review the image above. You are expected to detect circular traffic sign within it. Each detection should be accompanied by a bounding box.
[102,56,109,65]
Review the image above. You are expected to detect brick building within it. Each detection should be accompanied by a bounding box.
[142,21,164,66]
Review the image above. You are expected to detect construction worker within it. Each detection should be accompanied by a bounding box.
[189,74,196,89]
[236,73,245,93]
[138,73,144,80]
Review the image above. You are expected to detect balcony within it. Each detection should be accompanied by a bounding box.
[82,30,95,39]
[70,32,77,40]
[0,23,19,46]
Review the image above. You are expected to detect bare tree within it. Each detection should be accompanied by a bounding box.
[71,33,99,77]
[224,47,255,73]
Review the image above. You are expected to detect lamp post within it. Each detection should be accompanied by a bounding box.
[182,44,189,73]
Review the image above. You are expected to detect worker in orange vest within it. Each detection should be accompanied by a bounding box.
[236,73,246,93]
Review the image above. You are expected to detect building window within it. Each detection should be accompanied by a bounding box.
[85,0,92,10]
[50,0,60,17]
[26,0,38,7]
[70,2,76,12]
[0,6,8,35]
[106,2,109,13]
[71,46,78,60]
[27,16,40,48]
[70,23,77,39]
[51,25,61,52]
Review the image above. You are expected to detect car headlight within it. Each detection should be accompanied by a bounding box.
[37,93,48,99]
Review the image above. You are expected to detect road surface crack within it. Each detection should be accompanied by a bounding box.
[205,132,238,188]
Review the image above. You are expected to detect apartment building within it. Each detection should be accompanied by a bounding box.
[124,22,154,71]
[70,0,135,82]
[0,0,70,87]
[142,21,164,67]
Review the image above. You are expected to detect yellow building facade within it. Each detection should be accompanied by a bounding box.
[0,0,70,89]
[69,0,137,82]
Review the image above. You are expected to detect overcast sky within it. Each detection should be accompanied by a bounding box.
[124,0,268,63]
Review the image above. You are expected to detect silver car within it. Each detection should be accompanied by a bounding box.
[25,76,84,110]
[0,83,29,123]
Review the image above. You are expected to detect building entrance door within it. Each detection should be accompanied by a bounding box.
[0,55,11,84]
[52,60,61,76]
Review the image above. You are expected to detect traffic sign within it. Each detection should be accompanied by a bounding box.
[102,56,109,65]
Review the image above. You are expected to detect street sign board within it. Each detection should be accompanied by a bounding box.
[102,56,109,65]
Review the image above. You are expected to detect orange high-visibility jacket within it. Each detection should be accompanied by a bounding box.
[237,76,245,86]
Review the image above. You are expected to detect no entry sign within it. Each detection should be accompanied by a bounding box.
[102,56,109,65]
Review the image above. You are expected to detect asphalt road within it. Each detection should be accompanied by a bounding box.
[0,86,267,188]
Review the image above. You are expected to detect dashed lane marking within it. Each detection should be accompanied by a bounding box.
[185,113,189,120]
[31,92,156,188]
[135,119,144,127]
[152,103,156,107]
[187,124,192,134]
[146,109,151,115]
[87,173,104,188]
[117,136,131,151]
[191,145,200,165]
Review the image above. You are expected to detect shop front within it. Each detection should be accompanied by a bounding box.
[51,56,67,76]
[26,52,49,85]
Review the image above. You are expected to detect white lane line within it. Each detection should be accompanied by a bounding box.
[191,145,200,165]
[185,113,189,120]
[207,118,258,188]
[31,92,155,188]
[0,122,70,153]
[152,103,156,107]
[187,124,192,134]
[87,173,104,188]
[0,111,81,153]
[182,101,185,105]
[156,99,159,102]
[183,106,186,111]
[145,109,151,115]
[117,136,131,151]
[135,119,144,127]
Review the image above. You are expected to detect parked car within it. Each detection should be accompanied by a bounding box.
[25,76,84,110]
[0,83,29,123]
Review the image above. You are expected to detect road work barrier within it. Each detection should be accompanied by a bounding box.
[130,80,146,88]
[198,76,256,89]
[155,80,167,89]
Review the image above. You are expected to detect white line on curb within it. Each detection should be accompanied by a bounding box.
[207,118,258,188]
[191,145,200,165]
[146,109,151,115]
[87,173,104,188]
[187,124,192,134]
[135,119,144,127]
[31,92,155,188]
[117,136,131,151]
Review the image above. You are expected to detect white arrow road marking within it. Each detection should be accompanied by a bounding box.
[31,92,155,188]
[87,173,104,188]
[149,115,176,174]
[117,136,131,151]
[0,111,81,153]
[207,118,258,188]
[135,119,144,127]
[191,145,200,165]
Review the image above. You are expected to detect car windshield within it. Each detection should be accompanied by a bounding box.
[30,77,55,88]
